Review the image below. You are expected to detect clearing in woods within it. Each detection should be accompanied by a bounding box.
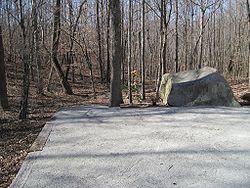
[9,106,250,188]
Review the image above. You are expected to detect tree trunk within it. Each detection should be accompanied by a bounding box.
[156,0,166,98]
[247,0,250,89]
[32,0,43,95]
[121,1,125,86]
[184,6,188,70]
[198,7,205,69]
[46,64,54,92]
[110,0,122,107]
[52,0,73,95]
[175,0,179,72]
[19,57,30,119]
[66,0,85,82]
[84,45,96,97]
[106,0,111,83]
[65,0,73,81]
[161,0,166,75]
[127,0,133,104]
[140,0,145,100]
[19,0,30,119]
[189,4,195,70]
[0,25,8,110]
[96,0,105,82]
[76,34,96,97]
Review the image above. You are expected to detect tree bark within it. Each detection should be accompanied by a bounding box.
[0,25,8,110]
[96,0,105,81]
[247,0,250,89]
[198,6,205,69]
[140,0,145,100]
[127,0,133,104]
[19,0,30,119]
[161,0,166,75]
[110,0,122,107]
[52,0,73,95]
[156,0,172,98]
[65,0,73,81]
[189,4,195,70]
[106,0,111,83]
[175,0,179,72]
[32,0,43,95]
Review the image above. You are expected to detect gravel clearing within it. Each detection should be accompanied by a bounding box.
[10,106,250,188]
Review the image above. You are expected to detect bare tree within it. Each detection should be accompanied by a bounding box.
[65,0,74,81]
[140,0,146,100]
[128,0,133,104]
[110,0,122,106]
[156,0,172,98]
[32,0,43,95]
[175,0,179,72]
[1,0,250,107]
[0,0,8,111]
[106,0,111,83]
[19,0,30,119]
[51,0,73,95]
[247,0,250,88]
[96,0,105,81]
[0,25,8,110]
[65,0,86,82]
[190,0,221,69]
[198,0,206,69]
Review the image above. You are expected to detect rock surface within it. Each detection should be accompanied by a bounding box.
[160,67,240,107]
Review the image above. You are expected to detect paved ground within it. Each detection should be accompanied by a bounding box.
[10,106,250,188]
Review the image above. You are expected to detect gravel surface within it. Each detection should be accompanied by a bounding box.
[10,106,250,188]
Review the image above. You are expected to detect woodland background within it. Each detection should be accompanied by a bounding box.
[0,0,250,187]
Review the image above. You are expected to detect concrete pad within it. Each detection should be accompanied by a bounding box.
[10,106,250,188]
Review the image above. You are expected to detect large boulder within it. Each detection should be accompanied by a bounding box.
[160,67,240,107]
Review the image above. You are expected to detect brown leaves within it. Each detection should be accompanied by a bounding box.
[229,79,250,104]
[0,69,110,187]
[1,66,249,188]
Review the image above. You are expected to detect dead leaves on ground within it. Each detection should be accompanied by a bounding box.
[0,78,249,188]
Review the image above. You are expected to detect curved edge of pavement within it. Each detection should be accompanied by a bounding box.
[9,151,41,188]
[9,121,54,188]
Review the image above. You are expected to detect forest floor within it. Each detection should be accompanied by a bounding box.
[0,64,250,187]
